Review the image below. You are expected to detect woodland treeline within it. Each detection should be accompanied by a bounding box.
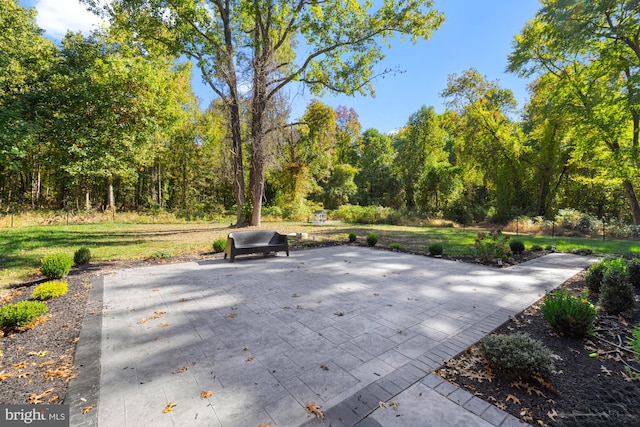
[1,1,639,226]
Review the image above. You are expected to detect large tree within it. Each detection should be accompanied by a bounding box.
[85,0,444,225]
[508,0,640,223]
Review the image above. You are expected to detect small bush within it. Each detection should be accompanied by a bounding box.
[531,244,543,252]
[429,242,444,256]
[32,281,69,301]
[366,233,378,247]
[0,301,49,329]
[212,238,226,253]
[348,232,357,243]
[40,253,73,279]
[74,247,91,265]
[601,260,635,315]
[545,245,553,251]
[509,240,525,254]
[585,259,610,293]
[389,242,400,250]
[471,230,511,263]
[479,333,554,378]
[627,258,640,290]
[149,250,172,260]
[541,290,597,338]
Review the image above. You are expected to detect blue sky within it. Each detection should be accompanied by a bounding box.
[22,0,541,133]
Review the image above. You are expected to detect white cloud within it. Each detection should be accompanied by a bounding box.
[34,0,104,39]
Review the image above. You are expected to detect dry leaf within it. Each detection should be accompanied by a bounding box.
[29,389,54,404]
[150,311,167,319]
[225,313,238,319]
[304,403,324,419]
[320,364,329,371]
[246,356,254,362]
[82,405,95,414]
[200,390,213,399]
[600,365,612,376]
[547,408,558,421]
[257,423,271,427]
[506,394,521,405]
[157,323,170,328]
[378,401,387,408]
[0,371,13,381]
[172,366,189,374]
[163,402,176,413]
[389,400,399,410]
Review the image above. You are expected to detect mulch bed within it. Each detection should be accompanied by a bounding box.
[1,247,639,427]
[437,271,640,427]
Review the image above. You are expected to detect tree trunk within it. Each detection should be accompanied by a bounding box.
[85,187,91,211]
[623,180,640,225]
[107,175,115,211]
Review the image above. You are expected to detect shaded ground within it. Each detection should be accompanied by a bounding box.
[1,244,638,427]
[437,272,640,427]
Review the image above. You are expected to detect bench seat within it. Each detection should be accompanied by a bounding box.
[224,230,289,262]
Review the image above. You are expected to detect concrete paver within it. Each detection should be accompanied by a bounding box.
[67,246,594,426]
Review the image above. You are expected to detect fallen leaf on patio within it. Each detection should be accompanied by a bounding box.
[29,389,54,404]
[150,311,167,319]
[246,356,254,362]
[506,394,521,405]
[163,402,176,413]
[389,400,399,410]
[138,317,148,324]
[172,366,189,374]
[12,361,27,369]
[225,313,238,318]
[157,323,170,327]
[304,403,324,419]
[82,405,95,414]
[0,371,13,381]
[257,423,271,427]
[200,390,213,399]
[334,311,344,316]
[320,364,329,371]
[378,401,387,408]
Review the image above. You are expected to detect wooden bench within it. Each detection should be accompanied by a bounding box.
[223,230,289,262]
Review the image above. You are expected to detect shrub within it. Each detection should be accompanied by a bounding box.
[212,238,227,253]
[32,281,69,301]
[40,253,73,279]
[509,240,525,254]
[471,231,511,263]
[541,290,597,338]
[585,259,610,293]
[601,260,635,315]
[389,242,401,250]
[366,233,378,246]
[531,244,543,252]
[627,258,640,290]
[0,301,49,329]
[428,242,444,256]
[479,333,554,378]
[150,250,172,260]
[74,247,91,265]
[348,232,357,243]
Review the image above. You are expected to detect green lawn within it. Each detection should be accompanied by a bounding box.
[1,221,639,289]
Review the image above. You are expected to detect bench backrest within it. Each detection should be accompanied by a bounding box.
[228,230,284,246]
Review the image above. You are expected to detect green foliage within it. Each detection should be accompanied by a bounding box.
[40,253,73,279]
[348,232,357,243]
[600,260,635,315]
[366,233,378,247]
[332,205,401,224]
[389,242,401,250]
[471,231,511,263]
[0,301,49,329]
[479,333,554,378]
[509,240,525,254]
[627,258,640,290]
[149,250,172,260]
[32,281,69,301]
[585,259,610,293]
[74,247,91,265]
[531,244,543,252]
[541,290,597,338]
[631,324,640,356]
[212,238,226,253]
[428,242,444,256]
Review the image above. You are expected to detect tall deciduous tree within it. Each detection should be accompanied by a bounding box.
[85,0,444,225]
[508,0,640,223]
[0,0,57,208]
